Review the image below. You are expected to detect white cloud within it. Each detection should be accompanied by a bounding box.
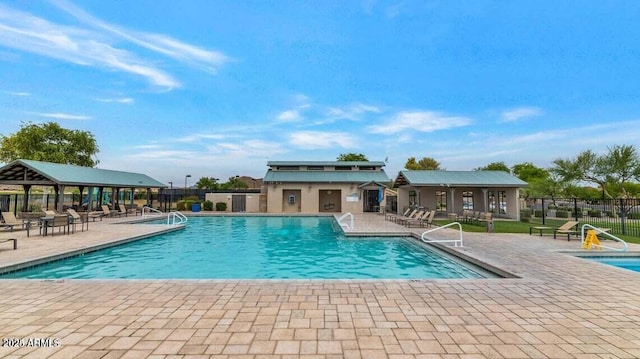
[500,106,543,123]
[5,91,30,96]
[368,111,471,134]
[35,112,91,120]
[0,2,229,89]
[95,97,134,104]
[277,110,301,122]
[325,103,381,122]
[174,133,228,143]
[289,131,357,149]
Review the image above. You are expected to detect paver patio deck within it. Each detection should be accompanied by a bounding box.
[1,213,639,358]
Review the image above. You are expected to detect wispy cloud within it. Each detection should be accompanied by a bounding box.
[35,112,91,120]
[4,91,30,96]
[0,1,229,89]
[174,133,229,143]
[368,111,471,134]
[289,131,357,149]
[277,110,302,122]
[500,106,543,123]
[324,103,381,122]
[95,97,134,104]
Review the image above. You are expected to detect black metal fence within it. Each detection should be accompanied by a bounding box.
[525,197,640,237]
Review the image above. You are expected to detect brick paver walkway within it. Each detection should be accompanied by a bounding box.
[1,213,639,358]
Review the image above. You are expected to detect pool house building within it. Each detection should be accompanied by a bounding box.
[263,161,391,213]
[393,170,528,220]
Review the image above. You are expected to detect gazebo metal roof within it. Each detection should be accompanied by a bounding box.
[394,170,527,188]
[0,159,167,188]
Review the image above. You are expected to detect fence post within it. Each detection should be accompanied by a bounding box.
[573,198,579,222]
[541,198,545,225]
[620,198,627,235]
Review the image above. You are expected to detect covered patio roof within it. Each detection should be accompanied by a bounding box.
[0,159,167,189]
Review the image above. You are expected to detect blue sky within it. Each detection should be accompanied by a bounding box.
[2,0,640,185]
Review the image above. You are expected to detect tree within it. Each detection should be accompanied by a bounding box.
[337,153,368,161]
[405,157,441,170]
[551,145,640,199]
[511,162,550,199]
[511,162,549,182]
[0,122,99,167]
[474,161,510,173]
[221,176,248,189]
[195,177,220,190]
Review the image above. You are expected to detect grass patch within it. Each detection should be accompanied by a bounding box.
[433,218,640,245]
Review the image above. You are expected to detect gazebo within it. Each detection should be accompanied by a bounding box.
[0,159,167,214]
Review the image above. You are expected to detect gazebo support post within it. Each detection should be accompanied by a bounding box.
[21,184,31,213]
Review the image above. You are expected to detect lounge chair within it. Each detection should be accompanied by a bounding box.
[101,205,118,217]
[1,211,22,232]
[553,221,580,241]
[66,209,88,233]
[396,209,420,225]
[43,210,57,216]
[405,211,428,227]
[422,210,436,227]
[118,204,138,217]
[47,215,70,236]
[386,208,411,222]
[0,236,17,250]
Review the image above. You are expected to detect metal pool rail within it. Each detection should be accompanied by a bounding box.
[421,222,464,247]
[581,224,628,252]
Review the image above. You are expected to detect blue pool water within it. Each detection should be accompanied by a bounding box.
[583,256,640,273]
[2,216,485,279]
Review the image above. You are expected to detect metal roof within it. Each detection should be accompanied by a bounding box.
[0,159,167,188]
[267,161,386,167]
[264,170,391,183]
[395,170,527,187]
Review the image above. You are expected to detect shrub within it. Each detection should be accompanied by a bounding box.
[534,210,543,217]
[185,200,194,210]
[587,210,601,218]
[556,210,569,218]
[216,202,227,211]
[176,200,186,211]
[203,200,213,211]
[520,209,532,219]
[628,212,640,220]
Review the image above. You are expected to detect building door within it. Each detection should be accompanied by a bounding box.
[363,190,379,212]
[232,195,246,212]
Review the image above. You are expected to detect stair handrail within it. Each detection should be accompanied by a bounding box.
[167,211,188,226]
[337,212,354,230]
[421,222,463,247]
[581,224,628,252]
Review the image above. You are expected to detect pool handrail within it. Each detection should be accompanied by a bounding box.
[337,212,354,230]
[421,222,464,247]
[167,211,188,226]
[581,224,628,252]
[142,206,163,219]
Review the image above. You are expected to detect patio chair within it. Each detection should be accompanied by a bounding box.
[66,209,88,233]
[405,211,428,228]
[101,205,119,217]
[1,211,22,232]
[386,207,411,222]
[553,221,580,241]
[47,214,70,236]
[395,209,419,225]
[118,204,138,217]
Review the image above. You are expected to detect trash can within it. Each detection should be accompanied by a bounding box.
[191,203,201,212]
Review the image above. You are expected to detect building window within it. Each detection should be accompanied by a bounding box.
[409,190,417,206]
[436,191,447,212]
[462,191,474,210]
[358,166,375,170]
[488,190,506,214]
[277,166,299,170]
[307,166,324,171]
[334,166,352,171]
[288,195,296,204]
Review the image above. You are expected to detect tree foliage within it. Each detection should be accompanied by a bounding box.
[474,161,510,173]
[551,145,640,198]
[0,122,99,167]
[405,157,441,170]
[511,162,549,182]
[221,176,248,189]
[337,153,368,161]
[195,177,220,190]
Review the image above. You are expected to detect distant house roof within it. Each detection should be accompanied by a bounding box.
[395,171,527,188]
[0,159,167,188]
[264,170,390,184]
[267,161,386,167]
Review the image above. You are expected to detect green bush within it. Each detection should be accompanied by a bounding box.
[520,209,532,219]
[588,210,602,218]
[628,212,640,219]
[556,210,569,218]
[534,210,543,217]
[203,200,213,211]
[185,200,194,210]
[176,200,186,211]
[216,202,227,211]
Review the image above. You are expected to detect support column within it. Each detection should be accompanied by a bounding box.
[57,185,66,212]
[22,184,31,212]
[448,187,456,214]
[146,187,152,207]
[482,188,489,212]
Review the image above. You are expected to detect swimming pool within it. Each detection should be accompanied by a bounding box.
[2,216,486,279]
[581,256,640,273]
